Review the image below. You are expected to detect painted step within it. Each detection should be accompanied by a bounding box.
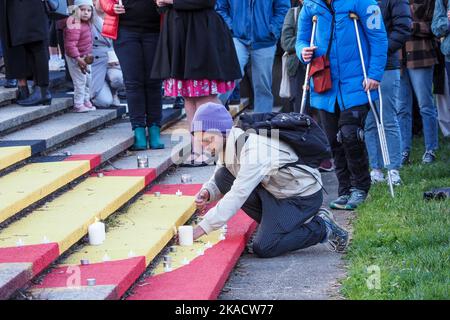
[127,210,257,300]
[50,122,134,163]
[0,107,126,152]
[0,87,17,107]
[0,155,100,224]
[0,98,73,134]
[28,184,201,300]
[0,169,155,300]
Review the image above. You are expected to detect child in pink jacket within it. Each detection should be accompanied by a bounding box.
[64,0,95,113]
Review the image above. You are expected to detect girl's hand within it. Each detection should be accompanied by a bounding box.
[114,3,125,14]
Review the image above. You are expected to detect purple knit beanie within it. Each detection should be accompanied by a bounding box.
[191,103,233,134]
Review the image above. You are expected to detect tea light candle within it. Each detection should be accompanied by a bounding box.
[88,220,105,246]
[182,257,190,265]
[219,233,226,241]
[128,251,135,258]
[42,236,50,244]
[205,242,213,249]
[97,173,104,178]
[178,226,193,246]
[196,249,204,256]
[163,255,172,263]
[80,259,90,265]
[154,191,161,197]
[169,246,177,253]
[87,278,96,286]
[102,253,110,262]
[176,189,183,197]
[16,238,24,247]
[163,262,172,272]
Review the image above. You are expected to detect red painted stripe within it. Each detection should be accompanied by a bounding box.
[34,257,146,298]
[127,211,257,300]
[145,184,203,196]
[65,154,102,169]
[97,169,157,186]
[0,243,60,275]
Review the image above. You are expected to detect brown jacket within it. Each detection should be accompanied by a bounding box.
[401,0,438,68]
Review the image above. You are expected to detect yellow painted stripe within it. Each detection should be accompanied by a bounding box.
[61,194,196,266]
[0,161,91,224]
[0,176,145,253]
[0,146,32,171]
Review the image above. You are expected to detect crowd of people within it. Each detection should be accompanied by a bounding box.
[0,0,449,257]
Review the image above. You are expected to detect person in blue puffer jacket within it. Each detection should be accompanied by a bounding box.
[296,0,388,210]
[216,0,291,112]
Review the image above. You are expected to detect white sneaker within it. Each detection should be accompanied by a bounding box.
[388,170,402,186]
[370,169,385,184]
[112,93,121,106]
[49,57,65,71]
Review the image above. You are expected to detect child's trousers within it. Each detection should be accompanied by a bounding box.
[66,55,91,106]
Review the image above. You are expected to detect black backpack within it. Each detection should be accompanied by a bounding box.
[236,112,332,169]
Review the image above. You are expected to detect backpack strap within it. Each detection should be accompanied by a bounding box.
[281,161,329,195]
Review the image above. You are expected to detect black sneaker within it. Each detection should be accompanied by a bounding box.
[401,151,411,166]
[422,150,436,164]
[318,208,349,253]
[329,194,350,210]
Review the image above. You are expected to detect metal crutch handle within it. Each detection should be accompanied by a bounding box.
[300,15,318,115]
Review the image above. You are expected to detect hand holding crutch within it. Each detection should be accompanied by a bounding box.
[349,12,395,198]
[300,15,318,115]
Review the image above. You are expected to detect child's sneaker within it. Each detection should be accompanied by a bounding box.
[370,169,385,184]
[388,170,402,186]
[318,208,349,253]
[329,194,351,210]
[73,104,91,113]
[84,100,96,111]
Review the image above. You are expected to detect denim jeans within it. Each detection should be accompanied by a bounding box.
[365,69,402,170]
[114,28,162,129]
[219,38,276,113]
[397,67,439,153]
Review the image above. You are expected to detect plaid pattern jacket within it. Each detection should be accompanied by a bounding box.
[401,0,438,68]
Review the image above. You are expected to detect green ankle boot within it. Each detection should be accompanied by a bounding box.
[132,127,148,150]
[148,123,165,150]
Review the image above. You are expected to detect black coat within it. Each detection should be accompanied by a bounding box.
[0,0,49,47]
[378,0,412,70]
[151,0,241,81]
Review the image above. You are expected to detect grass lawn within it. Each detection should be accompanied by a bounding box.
[341,136,450,299]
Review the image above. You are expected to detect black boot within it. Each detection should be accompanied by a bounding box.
[17,86,52,107]
[17,86,30,101]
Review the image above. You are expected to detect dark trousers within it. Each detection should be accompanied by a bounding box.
[114,28,162,129]
[319,104,371,196]
[215,167,326,258]
[288,67,310,114]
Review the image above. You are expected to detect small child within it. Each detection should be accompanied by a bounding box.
[64,0,96,113]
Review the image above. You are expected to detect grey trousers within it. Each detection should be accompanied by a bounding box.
[215,167,326,258]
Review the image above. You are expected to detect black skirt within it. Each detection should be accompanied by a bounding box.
[151,7,242,82]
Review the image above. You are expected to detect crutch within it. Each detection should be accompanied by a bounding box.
[300,15,318,115]
[349,13,395,198]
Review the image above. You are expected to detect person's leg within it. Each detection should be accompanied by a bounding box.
[252,189,326,258]
[65,55,87,107]
[397,69,413,155]
[27,41,49,87]
[407,67,439,153]
[250,45,276,113]
[365,69,402,171]
[114,29,146,129]
[339,105,371,194]
[319,107,352,196]
[218,38,250,105]
[92,81,114,108]
[107,66,124,92]
[142,33,162,127]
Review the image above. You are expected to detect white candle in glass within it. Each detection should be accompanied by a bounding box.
[178,226,193,246]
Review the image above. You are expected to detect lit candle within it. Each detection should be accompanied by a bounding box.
[182,257,190,265]
[176,189,183,197]
[178,226,193,246]
[219,233,226,241]
[205,242,213,249]
[103,253,110,262]
[16,238,24,247]
[196,249,204,256]
[88,220,105,246]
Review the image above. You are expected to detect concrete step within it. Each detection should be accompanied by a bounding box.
[0,88,17,107]
[0,107,126,157]
[0,98,73,135]
[0,169,155,300]
[28,184,200,300]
